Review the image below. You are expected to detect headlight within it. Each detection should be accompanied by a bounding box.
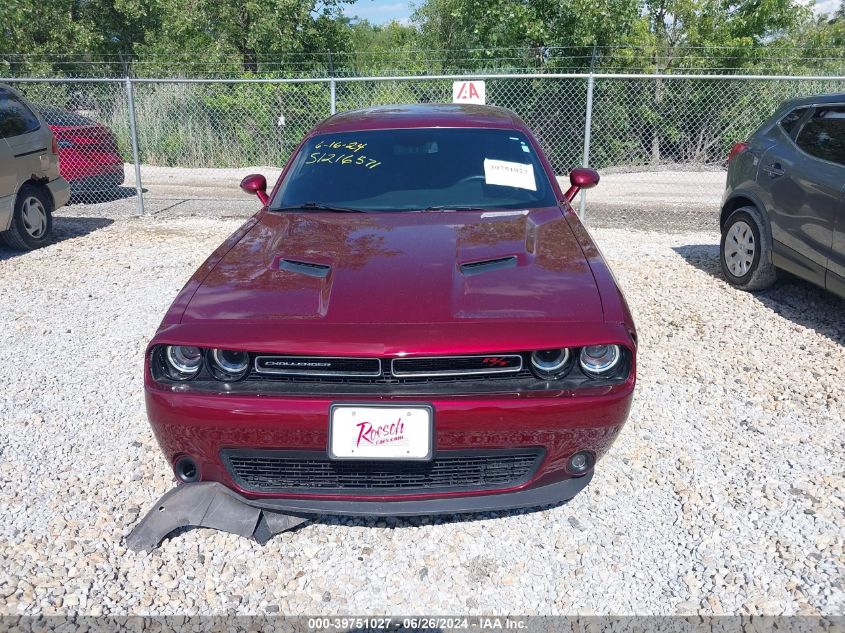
[579,345,622,378]
[209,349,250,380]
[529,348,572,379]
[164,345,202,379]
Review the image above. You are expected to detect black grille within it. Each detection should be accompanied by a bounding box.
[248,354,530,384]
[392,354,522,376]
[153,345,630,395]
[254,356,381,377]
[222,449,543,495]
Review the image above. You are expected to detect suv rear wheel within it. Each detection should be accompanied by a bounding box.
[720,206,777,291]
[1,184,54,251]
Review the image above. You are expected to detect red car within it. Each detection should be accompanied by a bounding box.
[37,105,124,193]
[130,104,637,549]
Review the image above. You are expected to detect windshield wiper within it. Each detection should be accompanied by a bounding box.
[421,206,487,211]
[273,202,365,213]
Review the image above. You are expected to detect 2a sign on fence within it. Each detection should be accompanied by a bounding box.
[452,80,485,104]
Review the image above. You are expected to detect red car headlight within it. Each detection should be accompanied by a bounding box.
[209,349,250,381]
[164,345,203,380]
[578,345,622,378]
[529,348,573,379]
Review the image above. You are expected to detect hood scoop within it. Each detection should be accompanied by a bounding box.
[459,256,517,276]
[279,258,331,278]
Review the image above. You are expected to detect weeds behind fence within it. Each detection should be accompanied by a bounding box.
[3,73,844,228]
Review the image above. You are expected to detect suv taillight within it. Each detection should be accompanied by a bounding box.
[51,136,59,155]
[728,141,749,162]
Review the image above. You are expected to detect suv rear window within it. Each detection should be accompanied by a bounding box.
[795,106,845,166]
[0,88,41,139]
[273,128,559,212]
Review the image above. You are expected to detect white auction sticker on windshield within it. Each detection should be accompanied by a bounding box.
[483,159,536,191]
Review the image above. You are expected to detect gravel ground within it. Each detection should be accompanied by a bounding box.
[0,204,843,616]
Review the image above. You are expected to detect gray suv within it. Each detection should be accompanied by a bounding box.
[0,84,70,250]
[719,93,844,299]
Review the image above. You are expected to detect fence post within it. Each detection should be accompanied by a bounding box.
[579,73,594,223]
[124,77,145,216]
[327,50,337,115]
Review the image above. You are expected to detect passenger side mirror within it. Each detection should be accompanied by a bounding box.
[564,167,600,203]
[240,174,269,205]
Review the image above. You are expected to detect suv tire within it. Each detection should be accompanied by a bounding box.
[720,206,777,291]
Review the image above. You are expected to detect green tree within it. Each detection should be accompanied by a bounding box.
[616,0,811,162]
[0,0,162,76]
[769,1,845,74]
[135,0,356,76]
[413,0,641,70]
[342,19,426,75]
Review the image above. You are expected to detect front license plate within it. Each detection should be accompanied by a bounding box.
[329,404,433,461]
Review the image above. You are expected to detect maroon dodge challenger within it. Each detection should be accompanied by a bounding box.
[129,104,637,549]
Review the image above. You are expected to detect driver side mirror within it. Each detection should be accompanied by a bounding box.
[563,167,600,203]
[240,174,269,205]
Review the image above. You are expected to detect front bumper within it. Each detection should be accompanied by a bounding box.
[145,379,633,505]
[126,474,593,551]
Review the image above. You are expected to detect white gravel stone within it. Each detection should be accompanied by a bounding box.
[0,208,843,615]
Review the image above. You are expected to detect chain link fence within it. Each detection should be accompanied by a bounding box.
[4,74,844,230]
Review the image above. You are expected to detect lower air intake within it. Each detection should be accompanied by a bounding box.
[221,449,543,495]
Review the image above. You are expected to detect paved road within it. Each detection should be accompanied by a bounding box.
[578,170,725,231]
[70,166,726,232]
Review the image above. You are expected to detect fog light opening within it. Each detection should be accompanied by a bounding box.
[174,456,200,483]
[567,451,595,476]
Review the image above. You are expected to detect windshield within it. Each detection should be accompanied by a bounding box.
[272,128,559,212]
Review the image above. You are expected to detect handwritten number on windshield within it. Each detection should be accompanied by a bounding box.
[304,152,382,169]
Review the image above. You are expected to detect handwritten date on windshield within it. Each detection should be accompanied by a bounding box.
[314,139,367,152]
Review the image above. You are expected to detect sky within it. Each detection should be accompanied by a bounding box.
[341,0,414,24]
[814,0,840,13]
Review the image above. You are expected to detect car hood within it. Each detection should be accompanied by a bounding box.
[182,207,603,325]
